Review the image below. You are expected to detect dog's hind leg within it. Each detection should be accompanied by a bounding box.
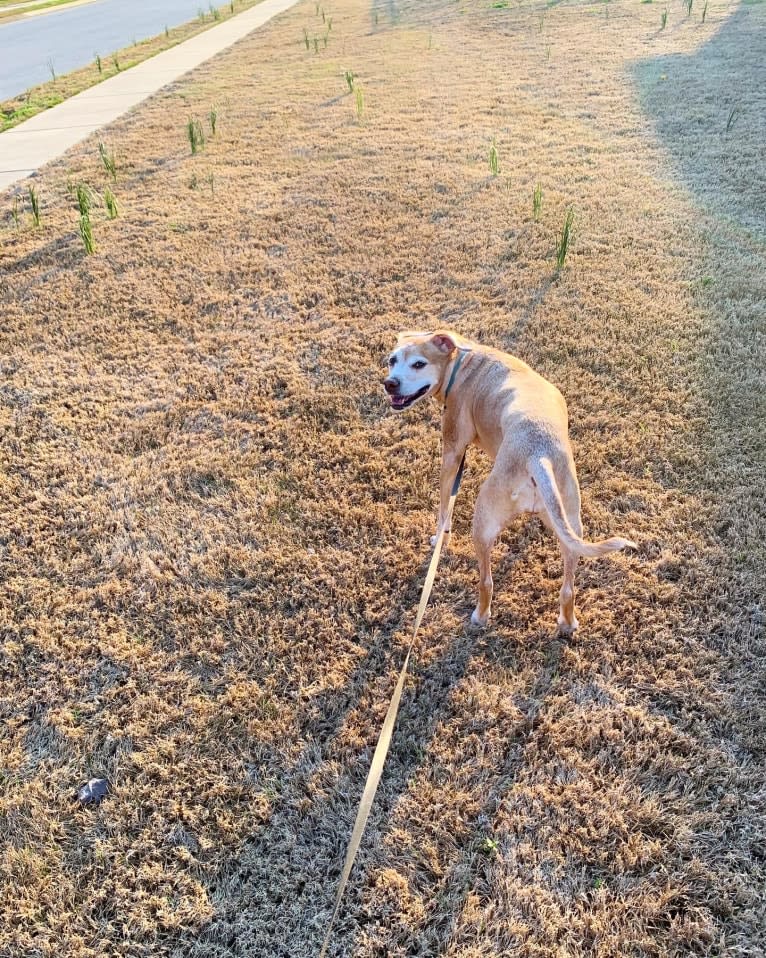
[558,548,580,634]
[557,470,583,633]
[470,472,520,627]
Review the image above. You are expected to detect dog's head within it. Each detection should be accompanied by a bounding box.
[383,330,459,411]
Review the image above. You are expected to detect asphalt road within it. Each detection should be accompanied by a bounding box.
[0,0,221,101]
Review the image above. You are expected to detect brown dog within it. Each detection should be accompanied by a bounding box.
[383,330,635,631]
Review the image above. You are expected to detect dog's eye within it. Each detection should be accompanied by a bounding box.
[411,360,427,370]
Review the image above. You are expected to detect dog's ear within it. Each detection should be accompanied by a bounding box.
[430,332,457,354]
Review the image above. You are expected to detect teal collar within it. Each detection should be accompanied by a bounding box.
[443,348,469,401]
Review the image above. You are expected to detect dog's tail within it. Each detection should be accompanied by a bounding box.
[531,457,636,558]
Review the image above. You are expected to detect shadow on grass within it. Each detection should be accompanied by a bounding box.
[632,2,766,242]
[164,533,565,957]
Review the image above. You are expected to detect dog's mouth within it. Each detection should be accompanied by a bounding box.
[389,384,431,410]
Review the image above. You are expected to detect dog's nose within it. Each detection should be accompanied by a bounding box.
[383,377,400,395]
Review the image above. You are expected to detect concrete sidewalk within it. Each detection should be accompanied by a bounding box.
[0,0,301,192]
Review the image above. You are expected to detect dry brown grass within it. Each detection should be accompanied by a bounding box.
[1,0,765,955]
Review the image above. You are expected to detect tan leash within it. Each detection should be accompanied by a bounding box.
[318,458,464,957]
[319,352,470,957]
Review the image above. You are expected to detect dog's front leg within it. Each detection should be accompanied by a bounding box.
[430,443,467,548]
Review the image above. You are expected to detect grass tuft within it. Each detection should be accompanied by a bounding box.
[725,106,739,133]
[489,139,499,176]
[343,69,356,92]
[10,196,20,227]
[95,53,102,74]
[660,8,668,27]
[79,213,95,255]
[209,107,218,135]
[556,207,575,269]
[187,117,205,154]
[533,182,543,220]
[702,0,708,20]
[98,141,117,180]
[28,185,41,227]
[355,84,365,121]
[75,183,93,217]
[103,188,119,219]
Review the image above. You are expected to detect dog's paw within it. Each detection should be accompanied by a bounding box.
[470,607,489,629]
[557,613,579,636]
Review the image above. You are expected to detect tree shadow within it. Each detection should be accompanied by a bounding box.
[631,3,766,243]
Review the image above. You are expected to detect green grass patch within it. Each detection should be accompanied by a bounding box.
[556,207,575,269]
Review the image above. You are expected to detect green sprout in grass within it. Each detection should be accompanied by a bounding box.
[104,188,118,219]
[47,58,56,81]
[478,837,499,856]
[187,117,205,154]
[113,55,121,72]
[95,53,102,74]
[207,172,215,195]
[11,197,20,228]
[556,208,575,269]
[209,3,221,20]
[355,84,365,120]
[684,0,692,14]
[209,107,218,135]
[726,106,739,133]
[28,185,40,227]
[165,24,170,38]
[702,0,708,22]
[327,15,332,30]
[230,0,235,12]
[323,32,328,48]
[75,183,93,217]
[344,69,356,92]
[489,139,499,176]
[98,141,117,180]
[303,27,310,49]
[322,8,326,22]
[533,182,543,220]
[660,8,668,28]
[313,36,320,53]
[79,213,95,255]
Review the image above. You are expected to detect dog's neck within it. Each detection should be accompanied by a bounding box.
[437,348,470,406]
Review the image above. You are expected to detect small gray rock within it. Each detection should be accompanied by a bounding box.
[76,778,109,805]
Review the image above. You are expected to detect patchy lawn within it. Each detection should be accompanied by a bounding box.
[0,0,764,955]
